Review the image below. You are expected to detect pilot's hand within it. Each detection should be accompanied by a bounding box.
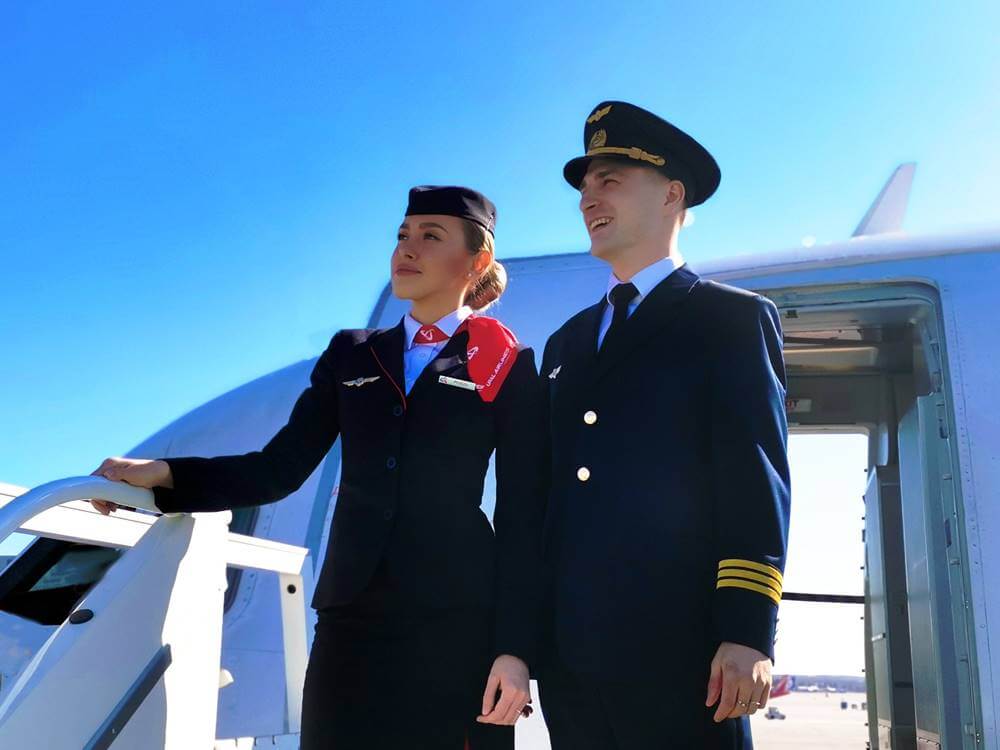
[706,641,772,721]
[476,654,532,725]
[88,457,173,515]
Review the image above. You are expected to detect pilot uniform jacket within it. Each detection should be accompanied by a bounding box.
[151,318,548,668]
[538,263,790,682]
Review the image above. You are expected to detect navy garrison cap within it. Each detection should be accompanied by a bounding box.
[405,185,497,235]
[563,101,721,207]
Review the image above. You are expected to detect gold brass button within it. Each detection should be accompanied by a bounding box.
[583,410,597,425]
[577,466,591,482]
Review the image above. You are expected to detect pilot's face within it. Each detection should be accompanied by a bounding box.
[578,158,678,261]
[391,214,477,302]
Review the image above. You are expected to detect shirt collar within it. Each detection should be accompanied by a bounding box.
[403,305,474,349]
[605,255,682,305]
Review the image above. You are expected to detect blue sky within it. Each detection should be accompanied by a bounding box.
[2,5,998,505]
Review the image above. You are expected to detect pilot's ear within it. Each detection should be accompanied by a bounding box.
[665,179,686,209]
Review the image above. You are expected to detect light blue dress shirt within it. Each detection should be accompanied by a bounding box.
[402,305,474,394]
[597,255,682,348]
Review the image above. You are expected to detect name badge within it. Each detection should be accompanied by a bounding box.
[439,375,480,391]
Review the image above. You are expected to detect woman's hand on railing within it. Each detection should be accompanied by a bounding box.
[89,458,173,515]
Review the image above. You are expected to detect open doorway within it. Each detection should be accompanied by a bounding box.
[749,432,869,747]
[753,282,980,750]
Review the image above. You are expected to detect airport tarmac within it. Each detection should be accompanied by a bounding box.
[749,691,869,748]
[514,684,869,748]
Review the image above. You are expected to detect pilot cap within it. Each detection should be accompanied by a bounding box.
[563,101,721,207]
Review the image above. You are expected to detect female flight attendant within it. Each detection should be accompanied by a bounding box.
[89,185,548,749]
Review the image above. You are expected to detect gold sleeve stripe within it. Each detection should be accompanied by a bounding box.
[717,578,782,606]
[718,559,784,585]
[717,569,783,594]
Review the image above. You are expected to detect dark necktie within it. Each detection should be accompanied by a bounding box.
[601,281,639,352]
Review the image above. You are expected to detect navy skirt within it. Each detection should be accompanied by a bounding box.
[300,562,514,750]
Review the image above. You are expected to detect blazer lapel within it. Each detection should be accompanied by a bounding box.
[409,328,471,396]
[549,298,604,403]
[593,264,701,382]
[369,319,407,407]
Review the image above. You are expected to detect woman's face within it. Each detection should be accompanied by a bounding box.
[391,213,482,302]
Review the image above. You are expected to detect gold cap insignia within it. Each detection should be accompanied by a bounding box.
[589,128,607,150]
[587,104,612,124]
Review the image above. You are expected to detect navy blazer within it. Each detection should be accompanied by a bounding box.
[152,319,548,665]
[539,264,790,679]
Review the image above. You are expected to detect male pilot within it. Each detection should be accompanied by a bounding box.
[537,101,791,748]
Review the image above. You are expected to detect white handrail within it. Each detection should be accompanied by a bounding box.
[0,478,310,576]
[0,475,314,736]
[0,476,166,543]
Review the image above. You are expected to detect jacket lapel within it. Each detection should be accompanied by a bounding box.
[369,320,407,406]
[593,264,701,382]
[548,297,604,405]
[369,317,474,407]
[409,328,470,396]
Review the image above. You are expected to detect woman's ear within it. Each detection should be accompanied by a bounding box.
[472,248,493,276]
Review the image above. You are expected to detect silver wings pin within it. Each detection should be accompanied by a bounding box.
[548,365,562,380]
[343,376,381,387]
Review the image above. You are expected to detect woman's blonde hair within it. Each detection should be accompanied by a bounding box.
[461,219,507,311]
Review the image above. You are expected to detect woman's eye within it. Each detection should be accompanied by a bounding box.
[424,233,441,241]
[397,232,407,240]
[603,178,617,186]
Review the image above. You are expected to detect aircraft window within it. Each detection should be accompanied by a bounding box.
[0,539,123,626]
[0,504,261,622]
[28,546,119,591]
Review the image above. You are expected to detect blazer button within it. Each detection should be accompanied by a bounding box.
[386,457,397,470]
[583,410,597,425]
[383,508,394,520]
[577,466,591,482]
[392,405,403,417]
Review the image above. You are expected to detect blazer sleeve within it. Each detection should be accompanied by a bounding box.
[490,345,549,668]
[709,296,791,661]
[151,333,342,514]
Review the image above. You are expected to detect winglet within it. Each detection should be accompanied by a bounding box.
[852,162,916,237]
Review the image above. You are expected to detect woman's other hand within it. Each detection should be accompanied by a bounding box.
[477,653,532,725]
[88,457,173,515]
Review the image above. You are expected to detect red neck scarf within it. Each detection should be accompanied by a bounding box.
[413,324,449,345]
[455,314,519,402]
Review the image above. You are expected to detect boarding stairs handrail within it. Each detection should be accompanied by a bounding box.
[0,476,313,749]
